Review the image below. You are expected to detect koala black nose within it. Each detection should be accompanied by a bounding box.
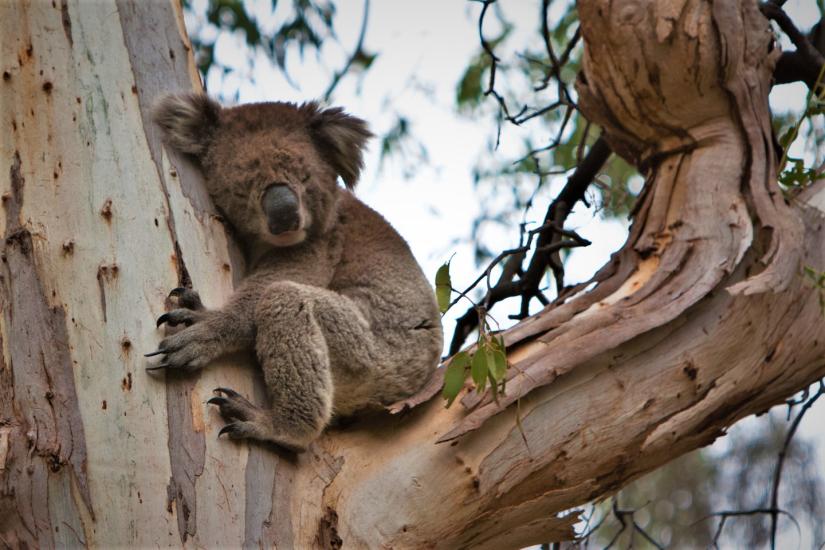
[262,184,301,235]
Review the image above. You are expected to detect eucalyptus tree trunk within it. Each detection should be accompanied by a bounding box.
[2,1,824,549]
[1,1,262,547]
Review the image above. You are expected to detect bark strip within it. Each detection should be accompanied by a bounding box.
[0,152,92,547]
[242,376,298,549]
[117,3,207,541]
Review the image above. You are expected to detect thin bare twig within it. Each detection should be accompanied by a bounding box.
[604,499,665,550]
[769,380,825,549]
[448,137,611,354]
[322,0,370,101]
[478,0,511,125]
[696,508,802,549]
[448,2,607,357]
[693,381,823,549]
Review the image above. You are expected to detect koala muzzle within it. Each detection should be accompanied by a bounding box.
[262,184,301,235]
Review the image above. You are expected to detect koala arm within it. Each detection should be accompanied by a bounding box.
[148,234,340,371]
[148,271,280,371]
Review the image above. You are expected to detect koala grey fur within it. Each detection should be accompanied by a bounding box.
[148,92,443,452]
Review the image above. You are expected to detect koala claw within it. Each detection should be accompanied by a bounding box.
[156,308,204,328]
[168,287,205,311]
[144,322,215,372]
[218,423,245,439]
[145,362,169,371]
[214,387,240,398]
[209,388,259,422]
[217,421,267,441]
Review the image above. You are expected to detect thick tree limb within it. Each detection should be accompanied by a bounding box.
[432,0,805,441]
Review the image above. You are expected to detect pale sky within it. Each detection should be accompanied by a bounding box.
[187,1,824,546]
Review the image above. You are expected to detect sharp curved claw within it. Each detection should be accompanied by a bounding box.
[144,349,164,357]
[218,425,234,438]
[214,387,239,397]
[156,313,170,327]
[207,396,227,406]
[146,363,168,372]
[168,287,187,297]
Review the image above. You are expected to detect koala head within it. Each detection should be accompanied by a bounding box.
[152,92,372,247]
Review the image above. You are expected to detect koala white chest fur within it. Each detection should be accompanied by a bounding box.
[147,92,443,452]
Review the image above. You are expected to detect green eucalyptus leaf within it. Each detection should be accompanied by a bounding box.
[779,157,817,188]
[456,54,487,110]
[442,352,470,407]
[779,129,796,149]
[490,343,507,382]
[435,262,452,313]
[353,50,377,71]
[483,346,497,379]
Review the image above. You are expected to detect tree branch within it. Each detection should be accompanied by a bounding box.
[769,380,825,548]
[761,2,825,91]
[322,0,370,101]
[448,136,611,355]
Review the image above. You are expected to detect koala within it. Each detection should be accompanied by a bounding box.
[147,92,443,452]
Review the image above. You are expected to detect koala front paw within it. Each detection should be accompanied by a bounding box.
[146,287,217,371]
[145,319,220,372]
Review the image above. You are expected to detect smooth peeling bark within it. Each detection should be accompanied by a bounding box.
[0,1,279,547]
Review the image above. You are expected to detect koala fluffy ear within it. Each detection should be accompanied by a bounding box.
[152,92,221,157]
[305,104,373,188]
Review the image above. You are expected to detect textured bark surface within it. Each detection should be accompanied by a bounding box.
[2,0,824,549]
[1,1,274,547]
